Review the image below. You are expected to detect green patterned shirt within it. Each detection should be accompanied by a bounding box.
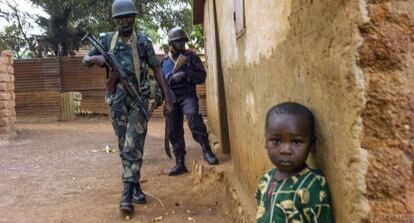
[256,167,333,223]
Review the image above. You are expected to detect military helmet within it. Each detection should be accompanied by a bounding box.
[112,0,138,19]
[168,27,189,43]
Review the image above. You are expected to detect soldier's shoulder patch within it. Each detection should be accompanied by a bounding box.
[136,32,152,43]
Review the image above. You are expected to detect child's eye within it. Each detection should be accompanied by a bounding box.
[292,140,302,146]
[271,139,282,145]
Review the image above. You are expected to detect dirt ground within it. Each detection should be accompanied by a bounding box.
[0,117,233,223]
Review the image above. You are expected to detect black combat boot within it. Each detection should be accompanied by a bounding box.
[132,183,146,204]
[168,155,188,176]
[201,143,219,165]
[120,182,134,213]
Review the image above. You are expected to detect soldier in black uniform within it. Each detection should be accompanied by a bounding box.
[83,0,173,214]
[161,27,219,176]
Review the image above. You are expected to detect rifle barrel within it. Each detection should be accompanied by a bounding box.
[81,32,90,42]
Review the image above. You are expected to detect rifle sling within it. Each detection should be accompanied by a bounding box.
[109,30,141,93]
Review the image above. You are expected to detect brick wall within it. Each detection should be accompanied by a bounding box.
[0,50,16,134]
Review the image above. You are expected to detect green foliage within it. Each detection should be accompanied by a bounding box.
[1,0,205,57]
[0,25,35,58]
[31,0,94,56]
[187,24,204,51]
[0,0,38,58]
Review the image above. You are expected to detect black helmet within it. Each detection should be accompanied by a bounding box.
[168,27,189,43]
[112,0,138,19]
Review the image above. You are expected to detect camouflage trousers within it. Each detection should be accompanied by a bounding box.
[106,85,148,183]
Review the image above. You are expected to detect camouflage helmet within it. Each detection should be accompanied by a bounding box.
[168,27,189,43]
[112,0,138,19]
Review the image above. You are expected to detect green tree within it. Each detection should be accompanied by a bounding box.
[1,0,204,57]
[0,25,35,58]
[33,0,204,51]
[0,0,38,58]
[31,0,91,56]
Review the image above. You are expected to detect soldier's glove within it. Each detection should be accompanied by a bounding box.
[170,71,187,84]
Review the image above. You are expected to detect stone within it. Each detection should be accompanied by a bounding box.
[0,57,8,65]
[0,74,10,82]
[0,93,11,100]
[0,83,7,91]
[8,83,14,91]
[0,109,10,117]
[0,65,7,74]
[0,118,8,127]
[0,101,7,109]
[6,66,14,74]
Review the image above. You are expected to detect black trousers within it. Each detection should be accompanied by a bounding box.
[167,95,209,157]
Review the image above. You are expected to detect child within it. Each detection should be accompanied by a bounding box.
[256,102,333,223]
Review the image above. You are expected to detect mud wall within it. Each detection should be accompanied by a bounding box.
[203,0,222,151]
[204,1,371,222]
[0,50,16,135]
[359,1,414,222]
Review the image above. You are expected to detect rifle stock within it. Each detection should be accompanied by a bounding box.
[171,54,187,74]
[167,54,187,86]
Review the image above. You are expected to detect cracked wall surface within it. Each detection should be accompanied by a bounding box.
[203,0,413,222]
[359,1,414,222]
[205,0,370,222]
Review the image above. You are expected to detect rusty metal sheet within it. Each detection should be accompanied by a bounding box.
[13,56,207,118]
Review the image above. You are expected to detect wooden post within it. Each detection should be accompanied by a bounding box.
[59,92,81,121]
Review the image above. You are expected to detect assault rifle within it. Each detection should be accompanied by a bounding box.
[81,32,149,120]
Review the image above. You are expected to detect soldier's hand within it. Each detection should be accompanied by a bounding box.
[82,55,94,67]
[92,55,106,67]
[170,71,186,84]
[166,72,173,79]
[163,100,174,115]
[82,55,105,67]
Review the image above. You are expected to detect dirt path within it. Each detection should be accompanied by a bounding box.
[0,118,232,223]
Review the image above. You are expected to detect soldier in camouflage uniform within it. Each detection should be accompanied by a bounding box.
[83,0,173,214]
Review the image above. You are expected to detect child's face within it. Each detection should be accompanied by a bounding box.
[265,114,313,174]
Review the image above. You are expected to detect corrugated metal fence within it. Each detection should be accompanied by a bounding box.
[14,56,207,120]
